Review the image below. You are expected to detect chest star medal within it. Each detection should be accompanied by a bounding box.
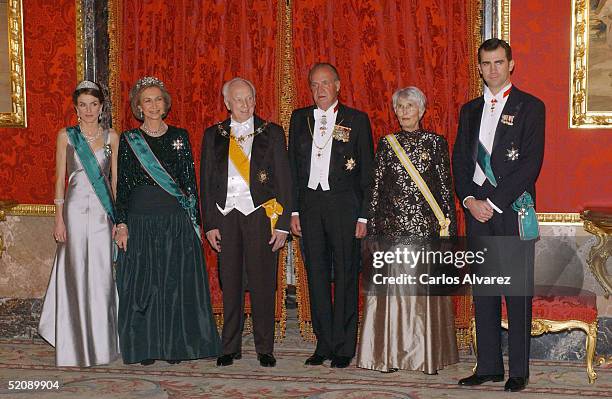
[345,157,356,171]
[506,145,519,161]
[257,170,268,183]
[172,138,184,151]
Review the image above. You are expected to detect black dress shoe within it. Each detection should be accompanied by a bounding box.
[380,368,398,374]
[504,377,528,392]
[257,353,277,367]
[458,374,504,386]
[304,353,328,366]
[166,360,181,364]
[140,359,155,366]
[330,356,351,368]
[216,352,241,366]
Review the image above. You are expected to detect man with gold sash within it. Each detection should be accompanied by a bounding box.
[200,77,291,368]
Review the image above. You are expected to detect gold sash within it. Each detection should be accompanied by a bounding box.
[228,132,283,233]
[229,134,250,185]
[386,134,450,237]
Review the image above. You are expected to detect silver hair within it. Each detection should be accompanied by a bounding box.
[222,77,256,101]
[392,86,427,117]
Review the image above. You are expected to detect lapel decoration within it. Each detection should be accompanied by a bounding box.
[172,137,184,151]
[345,157,356,171]
[332,123,350,142]
[506,143,520,161]
[501,114,515,126]
[256,169,268,184]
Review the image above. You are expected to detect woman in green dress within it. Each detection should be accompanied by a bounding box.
[115,76,220,365]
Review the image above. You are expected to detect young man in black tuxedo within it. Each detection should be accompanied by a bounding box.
[200,77,292,368]
[288,63,374,368]
[453,39,545,392]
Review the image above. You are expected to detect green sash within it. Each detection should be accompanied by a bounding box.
[511,191,539,241]
[124,129,202,242]
[477,142,497,187]
[66,126,116,223]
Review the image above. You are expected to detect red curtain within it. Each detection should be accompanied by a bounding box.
[117,0,280,315]
[292,0,476,150]
[0,0,77,203]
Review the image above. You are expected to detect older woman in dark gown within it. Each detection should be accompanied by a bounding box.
[115,77,220,365]
[357,86,458,374]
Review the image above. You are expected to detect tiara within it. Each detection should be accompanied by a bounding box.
[75,80,99,91]
[134,76,165,92]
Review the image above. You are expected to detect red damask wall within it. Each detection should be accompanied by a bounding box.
[0,0,77,203]
[511,1,612,211]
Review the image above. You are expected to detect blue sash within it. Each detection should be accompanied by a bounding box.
[66,126,118,261]
[124,129,202,242]
[66,126,116,223]
[511,191,539,241]
[477,141,497,187]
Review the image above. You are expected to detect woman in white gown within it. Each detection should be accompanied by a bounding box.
[38,81,120,367]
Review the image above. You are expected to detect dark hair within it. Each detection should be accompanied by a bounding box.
[72,83,104,105]
[478,38,512,63]
[308,62,340,82]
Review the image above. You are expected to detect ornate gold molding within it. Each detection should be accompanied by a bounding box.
[498,0,511,43]
[5,204,56,216]
[581,209,612,297]
[0,0,27,128]
[570,0,612,128]
[75,0,84,82]
[537,212,582,224]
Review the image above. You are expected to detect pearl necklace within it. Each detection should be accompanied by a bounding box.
[141,121,168,137]
[80,125,103,143]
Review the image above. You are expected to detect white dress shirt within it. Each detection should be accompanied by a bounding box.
[217,117,258,216]
[463,83,512,213]
[307,101,338,191]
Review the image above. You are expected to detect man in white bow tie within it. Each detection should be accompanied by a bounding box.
[200,77,292,368]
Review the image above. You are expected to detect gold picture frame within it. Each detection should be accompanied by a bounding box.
[0,0,26,128]
[570,0,612,128]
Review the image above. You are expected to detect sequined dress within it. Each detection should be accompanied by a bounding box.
[356,129,459,373]
[38,130,120,367]
[115,126,220,363]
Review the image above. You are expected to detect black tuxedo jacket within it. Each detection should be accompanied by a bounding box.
[288,103,374,219]
[452,86,545,212]
[200,115,292,233]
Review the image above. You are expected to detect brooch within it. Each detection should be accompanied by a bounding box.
[506,144,519,161]
[501,114,515,126]
[332,125,351,142]
[257,169,268,183]
[172,138,184,151]
[420,152,430,162]
[345,157,356,171]
[103,144,111,157]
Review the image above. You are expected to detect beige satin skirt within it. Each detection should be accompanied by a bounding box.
[356,293,459,374]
